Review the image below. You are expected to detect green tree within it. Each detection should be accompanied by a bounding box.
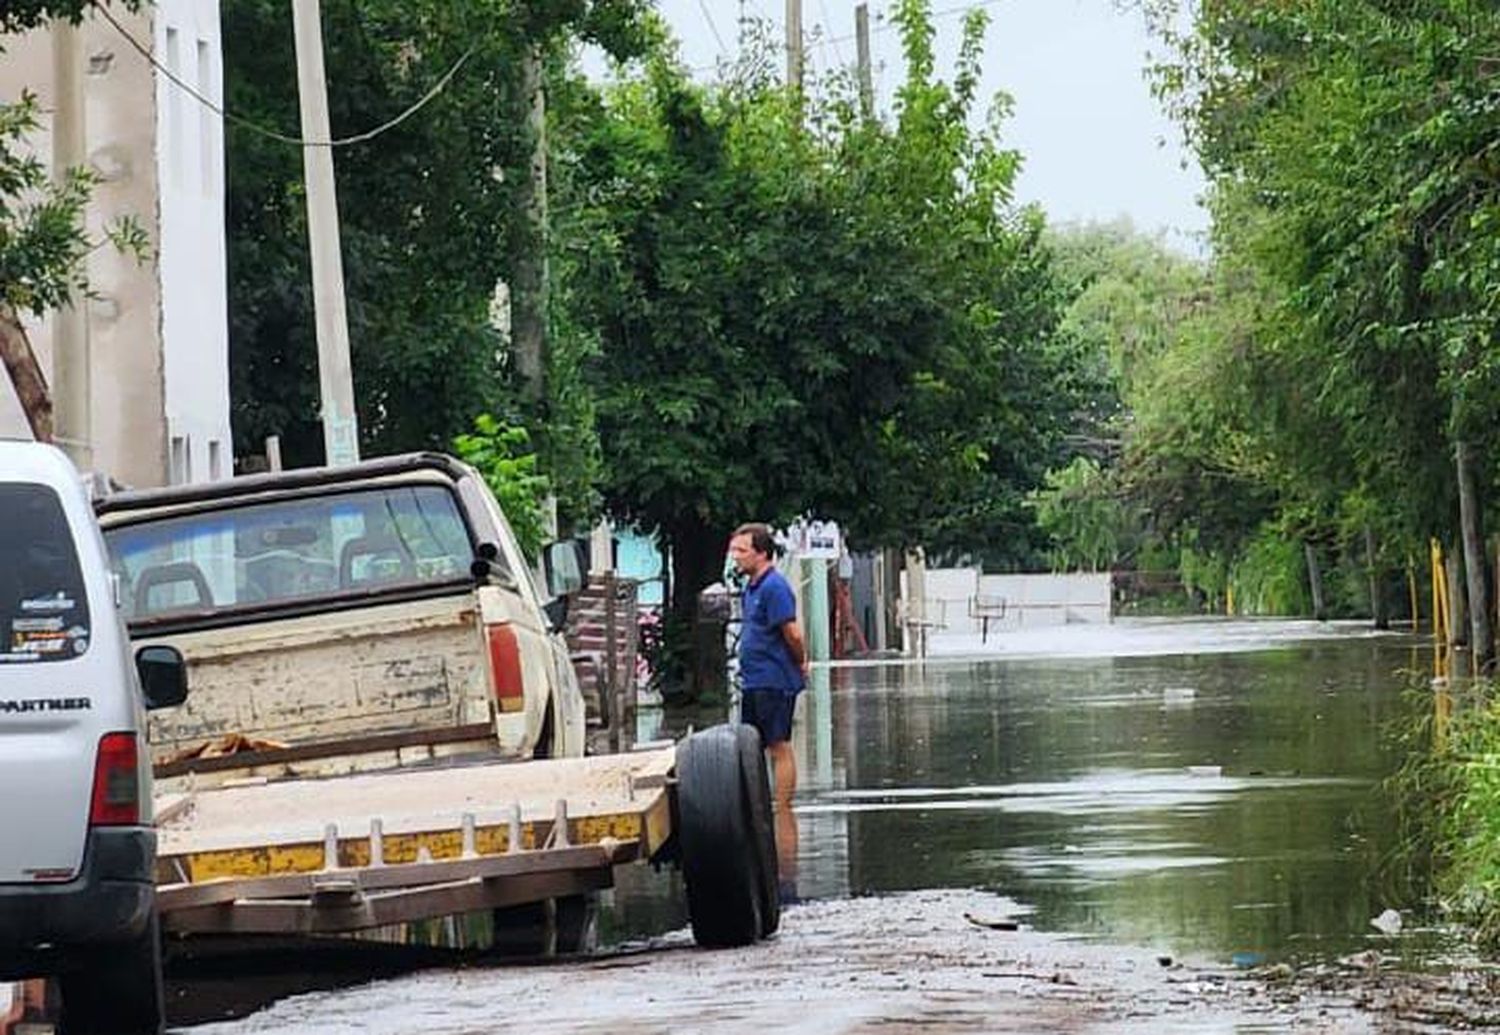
[1129,0,1500,632]
[558,1,1076,652]
[453,414,550,559]
[223,0,648,518]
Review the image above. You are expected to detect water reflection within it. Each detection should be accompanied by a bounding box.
[608,629,1436,966]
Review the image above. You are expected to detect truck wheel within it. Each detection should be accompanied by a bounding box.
[676,725,763,947]
[734,724,781,939]
[59,913,165,1035]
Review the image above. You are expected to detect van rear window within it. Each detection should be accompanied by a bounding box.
[0,484,92,664]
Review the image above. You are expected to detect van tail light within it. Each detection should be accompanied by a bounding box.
[90,732,141,826]
[486,623,526,714]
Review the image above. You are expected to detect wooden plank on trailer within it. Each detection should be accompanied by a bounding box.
[154,723,496,779]
[157,839,639,912]
[163,868,613,936]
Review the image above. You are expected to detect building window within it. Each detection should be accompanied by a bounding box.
[165,27,185,188]
[170,435,192,485]
[208,439,221,481]
[197,39,214,194]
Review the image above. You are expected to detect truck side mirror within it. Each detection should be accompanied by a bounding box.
[543,595,570,634]
[136,645,188,710]
[543,539,586,598]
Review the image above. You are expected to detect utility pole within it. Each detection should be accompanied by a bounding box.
[786,0,804,97]
[511,45,548,407]
[290,0,360,467]
[855,3,874,120]
[52,17,90,470]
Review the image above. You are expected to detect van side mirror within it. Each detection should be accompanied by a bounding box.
[543,539,586,598]
[136,645,188,710]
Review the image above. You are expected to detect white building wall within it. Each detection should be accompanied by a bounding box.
[0,5,231,488]
[155,0,232,483]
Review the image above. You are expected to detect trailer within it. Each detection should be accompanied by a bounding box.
[151,724,780,951]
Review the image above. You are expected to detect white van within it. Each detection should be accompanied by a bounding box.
[0,442,187,1035]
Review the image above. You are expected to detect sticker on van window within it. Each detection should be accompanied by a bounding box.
[12,617,64,633]
[12,630,68,654]
[19,592,76,613]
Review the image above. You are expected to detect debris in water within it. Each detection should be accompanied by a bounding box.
[1370,909,1402,935]
[964,912,1020,932]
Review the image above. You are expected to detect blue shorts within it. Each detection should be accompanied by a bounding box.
[740,689,798,746]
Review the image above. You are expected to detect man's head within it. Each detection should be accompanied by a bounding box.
[729,523,777,578]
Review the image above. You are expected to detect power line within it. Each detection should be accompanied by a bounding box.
[824,0,1004,48]
[97,4,475,149]
[697,0,729,57]
[816,0,845,66]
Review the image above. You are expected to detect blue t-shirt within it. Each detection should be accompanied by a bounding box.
[740,567,804,693]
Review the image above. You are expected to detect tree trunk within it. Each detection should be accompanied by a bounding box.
[1364,527,1387,630]
[0,304,53,442]
[1456,440,1495,671]
[1446,545,1469,648]
[1304,541,1327,621]
[666,513,726,701]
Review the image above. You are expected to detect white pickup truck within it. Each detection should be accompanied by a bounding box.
[93,453,587,786]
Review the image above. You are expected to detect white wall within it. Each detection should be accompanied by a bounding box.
[915,569,1113,633]
[922,567,980,633]
[0,10,170,487]
[979,573,1112,627]
[155,0,232,483]
[1,5,231,487]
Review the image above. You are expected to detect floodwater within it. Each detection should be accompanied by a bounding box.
[179,618,1487,1034]
[608,619,1433,966]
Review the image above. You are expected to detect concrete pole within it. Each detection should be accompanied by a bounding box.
[855,3,873,120]
[805,556,830,662]
[589,521,613,575]
[52,18,91,470]
[512,46,549,407]
[786,0,804,97]
[290,0,360,467]
[905,548,927,657]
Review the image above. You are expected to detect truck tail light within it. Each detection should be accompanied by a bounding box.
[487,623,525,713]
[90,732,141,826]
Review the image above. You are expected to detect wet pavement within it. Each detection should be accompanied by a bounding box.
[174,618,1500,1032]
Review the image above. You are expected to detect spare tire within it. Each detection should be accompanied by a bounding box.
[733,724,780,938]
[676,725,763,947]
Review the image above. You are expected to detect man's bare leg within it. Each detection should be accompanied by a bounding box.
[767,739,797,810]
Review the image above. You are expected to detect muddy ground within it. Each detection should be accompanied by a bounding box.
[183,890,1500,1034]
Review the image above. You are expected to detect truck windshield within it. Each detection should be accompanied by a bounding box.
[0,483,91,663]
[104,484,480,624]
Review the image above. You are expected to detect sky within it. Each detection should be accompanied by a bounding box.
[601,0,1209,253]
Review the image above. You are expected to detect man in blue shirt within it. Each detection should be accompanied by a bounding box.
[729,523,808,810]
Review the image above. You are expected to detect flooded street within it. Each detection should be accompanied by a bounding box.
[180,619,1500,1033]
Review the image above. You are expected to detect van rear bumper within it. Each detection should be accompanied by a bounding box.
[0,827,155,979]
